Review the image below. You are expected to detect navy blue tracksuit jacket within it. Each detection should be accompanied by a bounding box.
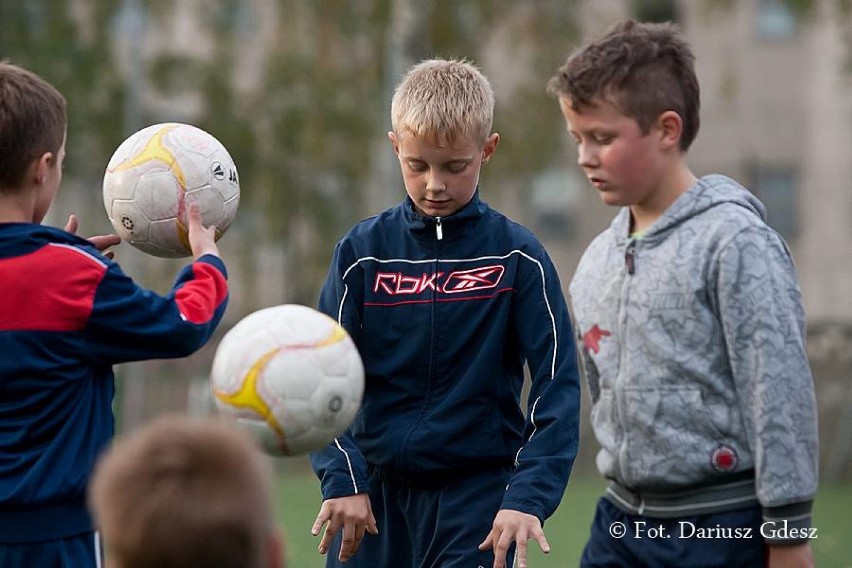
[310,191,581,523]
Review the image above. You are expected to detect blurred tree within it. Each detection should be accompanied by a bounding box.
[0,0,580,427]
[0,0,126,188]
[2,0,847,310]
[1,0,581,309]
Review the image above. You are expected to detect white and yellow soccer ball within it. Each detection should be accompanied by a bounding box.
[102,122,240,258]
[210,304,365,456]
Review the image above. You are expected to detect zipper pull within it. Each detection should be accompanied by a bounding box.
[625,243,636,275]
[435,217,443,240]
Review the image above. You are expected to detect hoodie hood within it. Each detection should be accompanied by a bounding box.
[610,174,767,244]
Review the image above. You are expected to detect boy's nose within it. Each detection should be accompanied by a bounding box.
[576,144,597,168]
[426,174,447,192]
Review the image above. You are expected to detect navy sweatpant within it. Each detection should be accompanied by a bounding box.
[0,531,102,568]
[581,497,766,567]
[325,465,516,567]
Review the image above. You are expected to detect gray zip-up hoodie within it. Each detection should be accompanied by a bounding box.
[569,174,818,534]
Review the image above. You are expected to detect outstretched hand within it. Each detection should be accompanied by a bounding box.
[312,494,378,563]
[64,215,121,260]
[479,509,550,568]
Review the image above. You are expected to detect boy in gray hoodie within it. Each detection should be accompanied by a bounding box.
[548,20,817,568]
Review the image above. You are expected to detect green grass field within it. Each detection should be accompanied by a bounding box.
[273,467,852,567]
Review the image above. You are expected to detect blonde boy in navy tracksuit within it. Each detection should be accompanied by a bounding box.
[310,58,582,568]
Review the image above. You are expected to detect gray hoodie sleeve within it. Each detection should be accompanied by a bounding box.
[715,224,819,542]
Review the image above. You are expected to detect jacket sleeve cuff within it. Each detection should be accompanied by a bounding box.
[499,498,547,525]
[195,253,228,278]
[321,479,371,500]
[762,500,814,545]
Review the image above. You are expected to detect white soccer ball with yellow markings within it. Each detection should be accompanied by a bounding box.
[210,304,365,456]
[102,122,239,258]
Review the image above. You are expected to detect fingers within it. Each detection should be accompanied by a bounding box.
[479,529,506,568]
[85,234,121,261]
[187,201,201,223]
[492,531,514,568]
[64,214,78,234]
[507,524,550,568]
[478,529,495,551]
[311,504,330,537]
[187,202,216,233]
[338,519,358,563]
[366,515,379,535]
[312,502,337,556]
[312,495,376,561]
[63,213,121,258]
[88,234,122,250]
[318,522,338,556]
[186,201,220,259]
[514,536,529,568]
[338,511,378,562]
[481,511,551,568]
[533,530,550,555]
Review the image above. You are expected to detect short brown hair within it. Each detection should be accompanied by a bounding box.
[391,58,495,147]
[89,415,277,568]
[547,20,700,151]
[0,61,66,190]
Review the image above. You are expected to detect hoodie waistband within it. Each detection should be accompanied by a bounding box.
[604,472,758,518]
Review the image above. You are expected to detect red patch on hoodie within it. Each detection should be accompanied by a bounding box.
[711,445,738,472]
[582,324,612,354]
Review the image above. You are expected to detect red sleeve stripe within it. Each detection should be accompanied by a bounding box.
[174,261,228,324]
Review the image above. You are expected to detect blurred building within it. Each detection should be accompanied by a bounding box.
[685,0,851,481]
[684,0,852,325]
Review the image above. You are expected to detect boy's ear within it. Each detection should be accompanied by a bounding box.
[387,131,400,156]
[30,152,53,185]
[656,111,683,151]
[481,133,500,165]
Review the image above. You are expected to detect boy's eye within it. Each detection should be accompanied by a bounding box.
[446,162,467,174]
[407,161,427,172]
[594,134,614,144]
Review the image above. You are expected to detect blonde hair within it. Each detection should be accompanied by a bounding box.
[89,415,276,568]
[390,58,494,147]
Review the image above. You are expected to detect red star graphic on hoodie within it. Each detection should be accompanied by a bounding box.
[583,324,611,354]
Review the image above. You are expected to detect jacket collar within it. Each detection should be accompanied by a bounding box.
[402,188,487,240]
[0,222,93,258]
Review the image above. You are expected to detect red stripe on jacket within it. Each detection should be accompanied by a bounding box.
[0,244,107,332]
[174,261,229,324]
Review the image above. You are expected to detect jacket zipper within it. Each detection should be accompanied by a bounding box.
[625,241,636,275]
[617,239,637,484]
[397,216,442,470]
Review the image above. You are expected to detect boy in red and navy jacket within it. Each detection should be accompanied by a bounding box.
[0,62,229,567]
